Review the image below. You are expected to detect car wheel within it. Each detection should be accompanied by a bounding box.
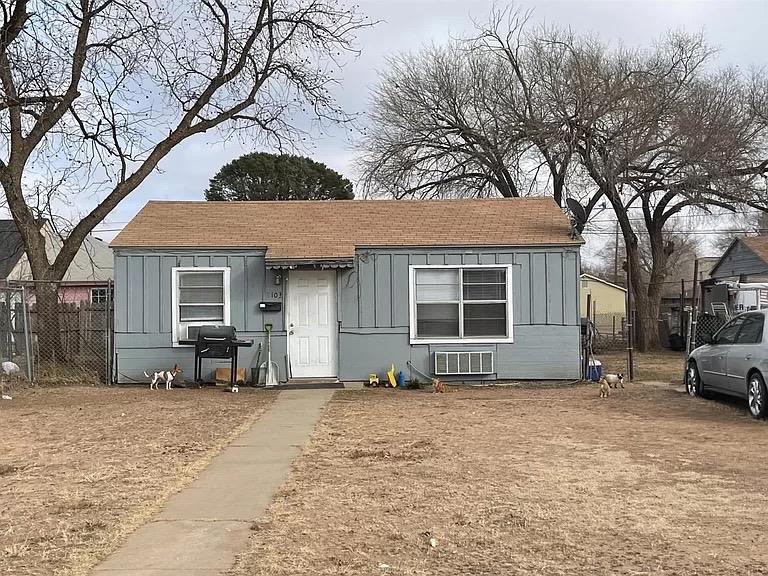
[686,361,704,398]
[747,372,767,419]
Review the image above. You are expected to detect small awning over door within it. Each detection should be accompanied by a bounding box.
[266,258,353,270]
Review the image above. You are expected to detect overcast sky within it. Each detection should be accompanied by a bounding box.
[97,0,768,241]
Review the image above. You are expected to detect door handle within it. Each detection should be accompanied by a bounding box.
[746,354,752,360]
[289,330,294,335]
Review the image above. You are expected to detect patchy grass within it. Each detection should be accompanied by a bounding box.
[599,349,685,384]
[230,384,768,576]
[0,385,276,576]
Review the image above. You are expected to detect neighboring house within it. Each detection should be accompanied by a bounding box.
[579,273,626,336]
[659,256,719,333]
[0,219,114,304]
[110,198,583,384]
[703,237,768,315]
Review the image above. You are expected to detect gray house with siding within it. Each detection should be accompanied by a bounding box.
[702,237,768,313]
[110,198,582,383]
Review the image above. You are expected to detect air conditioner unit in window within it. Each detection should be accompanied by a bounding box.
[434,351,494,375]
[186,325,202,341]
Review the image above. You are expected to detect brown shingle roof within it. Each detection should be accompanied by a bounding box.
[110,198,580,259]
[742,236,768,265]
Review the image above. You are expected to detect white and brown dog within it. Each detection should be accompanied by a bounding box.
[598,373,624,398]
[144,364,183,390]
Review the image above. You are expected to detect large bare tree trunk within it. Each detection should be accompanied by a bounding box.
[614,200,665,352]
[35,282,63,363]
[633,287,662,351]
[624,222,671,352]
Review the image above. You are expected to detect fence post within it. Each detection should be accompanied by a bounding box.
[625,262,634,382]
[688,258,700,356]
[105,279,112,385]
[21,286,33,382]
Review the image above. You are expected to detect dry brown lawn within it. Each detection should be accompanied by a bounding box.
[600,349,685,384]
[0,386,276,576]
[230,384,768,576]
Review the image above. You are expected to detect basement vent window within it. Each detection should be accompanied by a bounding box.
[434,351,494,375]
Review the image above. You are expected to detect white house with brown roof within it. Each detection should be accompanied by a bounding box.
[110,198,582,383]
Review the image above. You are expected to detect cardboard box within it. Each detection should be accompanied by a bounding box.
[215,367,247,383]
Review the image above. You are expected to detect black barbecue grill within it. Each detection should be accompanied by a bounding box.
[179,325,253,386]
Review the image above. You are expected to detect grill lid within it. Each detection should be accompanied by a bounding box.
[196,325,236,342]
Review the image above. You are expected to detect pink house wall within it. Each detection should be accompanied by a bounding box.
[23,285,106,305]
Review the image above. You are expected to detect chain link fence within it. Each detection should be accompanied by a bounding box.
[592,313,629,352]
[0,287,34,387]
[0,282,113,386]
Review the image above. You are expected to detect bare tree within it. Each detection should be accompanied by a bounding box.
[586,224,702,292]
[358,8,588,204]
[572,35,768,349]
[0,0,369,359]
[358,42,527,199]
[360,10,768,350]
[713,208,768,253]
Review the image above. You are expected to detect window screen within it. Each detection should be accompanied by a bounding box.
[178,270,225,322]
[174,268,230,342]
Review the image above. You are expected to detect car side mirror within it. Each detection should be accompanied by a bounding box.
[701,333,715,345]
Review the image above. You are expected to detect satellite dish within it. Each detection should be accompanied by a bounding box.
[566,198,588,235]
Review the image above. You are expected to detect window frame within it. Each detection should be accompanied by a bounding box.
[408,264,514,344]
[171,266,231,346]
[90,287,109,304]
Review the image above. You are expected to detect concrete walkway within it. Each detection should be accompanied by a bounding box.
[92,389,334,576]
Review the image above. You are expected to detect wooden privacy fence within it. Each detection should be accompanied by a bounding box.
[26,301,108,359]
[19,300,111,384]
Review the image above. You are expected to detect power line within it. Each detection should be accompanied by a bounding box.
[585,228,763,236]
[588,210,765,224]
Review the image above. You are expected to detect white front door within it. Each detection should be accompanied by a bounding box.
[288,270,337,378]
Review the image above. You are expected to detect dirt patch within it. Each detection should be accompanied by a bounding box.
[600,349,685,384]
[230,384,768,576]
[0,385,276,576]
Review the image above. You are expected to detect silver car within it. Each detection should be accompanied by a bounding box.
[686,310,768,419]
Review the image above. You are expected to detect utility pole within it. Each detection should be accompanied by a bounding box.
[625,259,634,382]
[613,221,619,284]
[689,258,700,355]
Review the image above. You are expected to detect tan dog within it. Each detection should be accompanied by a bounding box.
[598,373,624,398]
[432,378,445,393]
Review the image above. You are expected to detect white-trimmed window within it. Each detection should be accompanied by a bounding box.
[172,267,230,344]
[90,287,110,304]
[409,265,513,343]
